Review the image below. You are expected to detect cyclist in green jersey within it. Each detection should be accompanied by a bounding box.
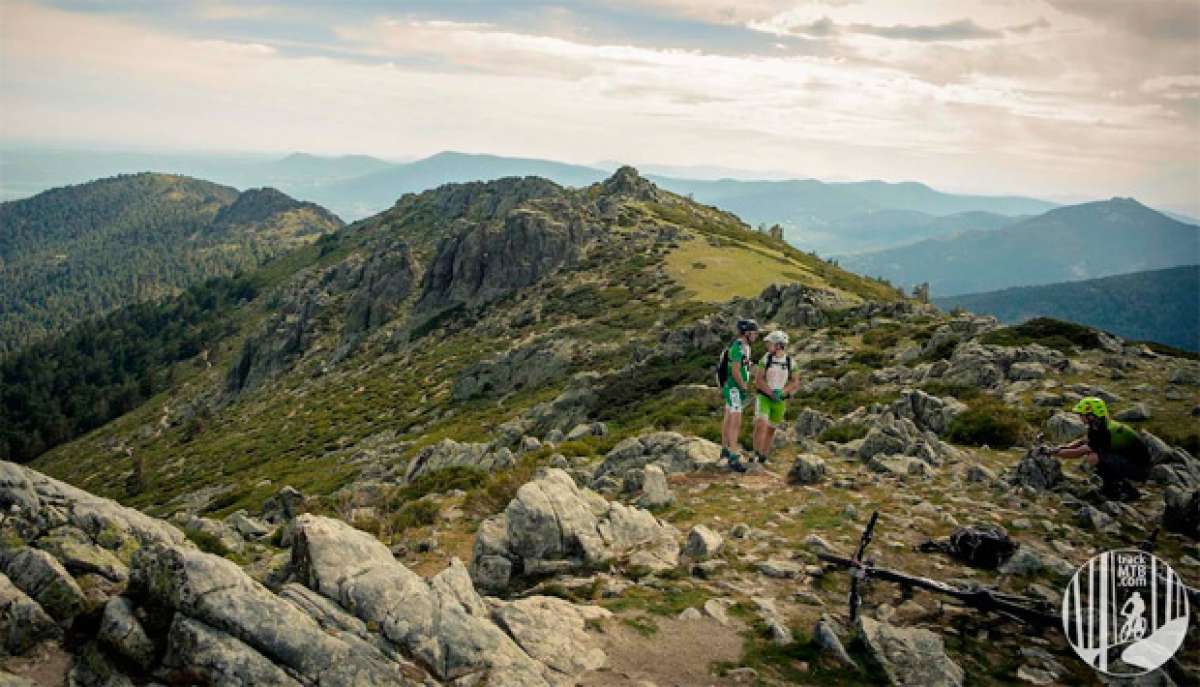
[720,319,759,472]
[1052,397,1152,501]
[751,330,801,463]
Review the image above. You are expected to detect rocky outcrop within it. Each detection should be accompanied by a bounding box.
[927,341,1067,390]
[495,378,600,445]
[0,547,86,621]
[416,205,592,314]
[131,542,407,685]
[857,413,963,466]
[1006,449,1064,491]
[1163,488,1199,539]
[343,238,416,339]
[292,514,603,685]
[0,572,60,655]
[857,616,964,687]
[0,461,186,551]
[888,389,966,436]
[795,408,834,439]
[787,454,827,485]
[403,439,515,483]
[454,338,580,401]
[593,432,722,486]
[471,469,680,592]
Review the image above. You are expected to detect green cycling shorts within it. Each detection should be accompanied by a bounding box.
[755,393,786,426]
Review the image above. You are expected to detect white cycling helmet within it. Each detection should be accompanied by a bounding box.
[764,330,789,346]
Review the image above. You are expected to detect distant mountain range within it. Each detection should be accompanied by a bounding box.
[1,148,1065,255]
[0,173,342,352]
[935,265,1200,351]
[841,198,1200,297]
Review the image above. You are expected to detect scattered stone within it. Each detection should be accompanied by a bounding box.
[813,615,856,669]
[1163,488,1200,539]
[98,597,156,670]
[261,486,305,524]
[1044,412,1086,444]
[857,615,964,687]
[226,511,273,540]
[964,464,996,483]
[683,525,723,560]
[702,599,730,626]
[730,523,751,539]
[787,454,827,485]
[636,465,674,509]
[1114,403,1152,422]
[757,559,804,579]
[471,469,679,592]
[1006,448,1063,491]
[677,607,702,621]
[868,454,932,479]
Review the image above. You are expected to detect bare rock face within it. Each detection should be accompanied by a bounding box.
[0,572,61,655]
[857,615,964,687]
[593,431,722,484]
[888,389,966,436]
[342,237,417,339]
[291,514,599,686]
[471,469,679,593]
[403,438,515,483]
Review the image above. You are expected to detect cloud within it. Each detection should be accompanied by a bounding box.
[1047,0,1200,43]
[849,18,1002,42]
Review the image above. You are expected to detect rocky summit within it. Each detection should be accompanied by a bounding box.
[3,169,1199,685]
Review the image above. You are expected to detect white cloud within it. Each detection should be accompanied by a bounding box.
[0,0,1197,214]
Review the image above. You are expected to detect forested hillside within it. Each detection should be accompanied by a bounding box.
[0,173,342,352]
[935,265,1200,351]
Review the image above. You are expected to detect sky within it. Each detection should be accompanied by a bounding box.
[1,0,1198,214]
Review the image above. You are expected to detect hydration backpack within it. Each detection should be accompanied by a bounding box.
[716,346,731,388]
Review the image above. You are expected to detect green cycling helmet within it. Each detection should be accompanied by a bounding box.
[1072,397,1108,418]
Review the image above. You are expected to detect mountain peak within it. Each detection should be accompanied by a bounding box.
[601,165,659,200]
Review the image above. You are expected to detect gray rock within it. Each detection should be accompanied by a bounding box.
[342,237,416,339]
[757,559,804,579]
[889,389,967,435]
[98,597,155,670]
[787,454,827,485]
[186,516,245,554]
[566,423,594,442]
[1077,505,1117,532]
[1008,362,1047,381]
[261,486,305,524]
[1,547,86,621]
[683,525,723,560]
[162,615,302,687]
[1168,366,1200,386]
[129,542,404,686]
[813,615,856,668]
[702,599,730,626]
[637,465,674,509]
[226,511,273,540]
[1163,488,1200,539]
[0,572,60,655]
[795,409,833,439]
[403,439,515,483]
[0,461,186,551]
[1114,403,1152,422]
[857,615,964,687]
[593,432,722,482]
[868,454,932,479]
[471,469,679,591]
[490,595,610,676]
[1045,411,1086,444]
[68,641,136,687]
[1006,449,1063,491]
[544,429,565,445]
[964,464,996,483]
[751,597,792,644]
[291,514,558,685]
[520,436,543,453]
[34,526,128,582]
[454,338,577,402]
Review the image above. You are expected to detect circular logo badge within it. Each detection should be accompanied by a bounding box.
[1062,549,1190,676]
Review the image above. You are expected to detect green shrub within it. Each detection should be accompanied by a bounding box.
[862,326,902,349]
[184,527,230,556]
[389,500,439,532]
[848,348,888,368]
[945,399,1028,447]
[393,466,487,504]
[816,423,869,444]
[980,317,1101,353]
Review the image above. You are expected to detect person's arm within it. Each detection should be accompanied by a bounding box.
[754,364,772,396]
[783,367,801,397]
[731,347,751,391]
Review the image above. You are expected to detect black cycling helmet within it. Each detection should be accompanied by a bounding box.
[737,318,760,334]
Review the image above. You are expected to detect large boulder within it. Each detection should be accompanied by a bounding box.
[1,547,86,621]
[1045,412,1086,444]
[162,615,302,687]
[593,432,722,484]
[795,408,834,439]
[471,469,679,592]
[129,542,407,686]
[1006,449,1064,491]
[291,514,585,685]
[857,616,964,687]
[787,454,827,485]
[0,572,60,655]
[98,597,155,670]
[1163,488,1200,540]
[857,413,962,466]
[683,525,724,560]
[403,439,515,483]
[489,596,610,676]
[0,461,186,552]
[888,390,966,436]
[636,464,674,509]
